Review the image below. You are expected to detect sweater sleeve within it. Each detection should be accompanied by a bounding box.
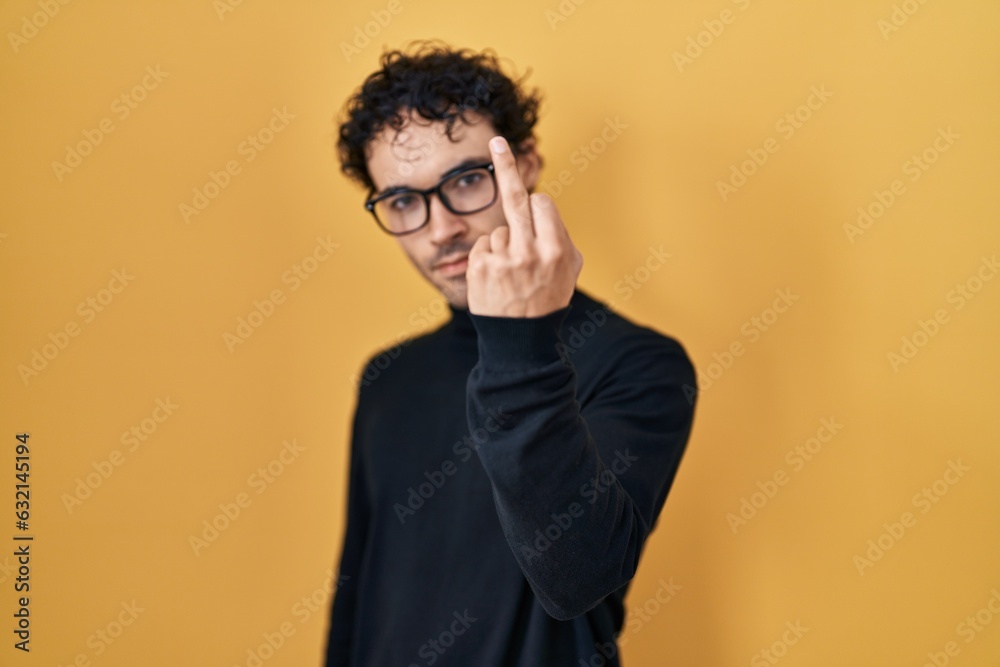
[466,305,697,621]
[324,380,371,666]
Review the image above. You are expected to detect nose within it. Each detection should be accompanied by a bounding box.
[425,192,468,244]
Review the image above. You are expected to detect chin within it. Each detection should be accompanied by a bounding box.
[437,281,467,308]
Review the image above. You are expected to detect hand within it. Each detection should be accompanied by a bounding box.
[466,136,583,318]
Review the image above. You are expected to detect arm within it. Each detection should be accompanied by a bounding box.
[466,307,697,621]
[324,383,371,666]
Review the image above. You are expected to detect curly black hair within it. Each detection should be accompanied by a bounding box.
[335,39,544,193]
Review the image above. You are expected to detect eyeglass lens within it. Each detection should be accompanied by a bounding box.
[373,167,495,234]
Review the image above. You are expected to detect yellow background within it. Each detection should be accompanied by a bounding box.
[1,0,998,665]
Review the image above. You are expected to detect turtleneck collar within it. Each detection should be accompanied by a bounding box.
[446,301,477,337]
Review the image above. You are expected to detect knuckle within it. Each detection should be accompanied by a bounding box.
[508,189,528,208]
[467,258,487,277]
[540,240,565,260]
[530,192,549,209]
[540,248,563,265]
[508,252,533,270]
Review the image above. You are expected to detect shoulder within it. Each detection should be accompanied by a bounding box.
[353,323,449,394]
[564,290,692,362]
[562,289,697,394]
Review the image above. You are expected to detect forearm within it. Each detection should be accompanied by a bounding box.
[466,308,695,620]
[470,367,647,620]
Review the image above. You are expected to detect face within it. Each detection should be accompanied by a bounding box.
[364,109,541,308]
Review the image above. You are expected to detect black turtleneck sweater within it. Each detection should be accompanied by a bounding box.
[324,288,697,666]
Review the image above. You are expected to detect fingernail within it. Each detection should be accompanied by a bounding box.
[490,136,507,154]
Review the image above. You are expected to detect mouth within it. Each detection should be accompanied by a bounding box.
[435,255,469,277]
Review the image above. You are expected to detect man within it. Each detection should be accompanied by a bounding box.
[325,40,697,666]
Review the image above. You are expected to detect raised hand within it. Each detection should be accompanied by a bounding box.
[466,136,583,318]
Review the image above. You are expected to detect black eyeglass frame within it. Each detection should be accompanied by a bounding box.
[363,162,497,236]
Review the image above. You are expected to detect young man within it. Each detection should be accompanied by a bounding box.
[325,40,697,666]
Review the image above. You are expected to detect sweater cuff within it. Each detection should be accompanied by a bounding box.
[469,305,571,371]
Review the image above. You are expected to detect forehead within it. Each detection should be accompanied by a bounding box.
[365,109,496,192]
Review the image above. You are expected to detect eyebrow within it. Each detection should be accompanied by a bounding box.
[372,156,490,198]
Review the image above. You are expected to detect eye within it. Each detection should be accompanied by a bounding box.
[456,172,483,187]
[389,194,417,210]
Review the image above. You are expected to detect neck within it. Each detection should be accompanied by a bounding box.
[446,301,477,336]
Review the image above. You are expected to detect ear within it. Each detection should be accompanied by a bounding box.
[513,136,542,194]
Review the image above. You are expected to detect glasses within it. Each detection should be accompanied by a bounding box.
[364,162,497,236]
